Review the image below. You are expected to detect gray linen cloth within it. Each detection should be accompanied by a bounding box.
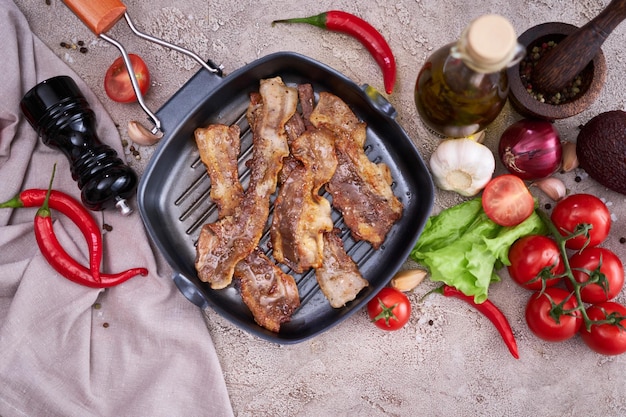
[0,1,234,416]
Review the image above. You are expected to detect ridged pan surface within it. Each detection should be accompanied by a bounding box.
[137,52,434,343]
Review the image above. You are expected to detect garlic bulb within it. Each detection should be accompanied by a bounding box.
[429,138,495,197]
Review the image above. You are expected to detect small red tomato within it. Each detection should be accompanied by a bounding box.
[481,174,535,227]
[566,247,624,304]
[580,302,626,356]
[367,287,411,331]
[507,235,564,291]
[525,287,582,342]
[104,53,151,103]
[550,193,611,250]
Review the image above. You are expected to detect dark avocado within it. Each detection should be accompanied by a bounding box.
[577,110,626,195]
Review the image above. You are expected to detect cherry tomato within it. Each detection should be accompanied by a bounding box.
[367,287,411,331]
[507,235,564,290]
[104,54,150,103]
[550,193,611,250]
[566,247,624,304]
[481,174,534,227]
[580,301,626,356]
[525,287,582,342]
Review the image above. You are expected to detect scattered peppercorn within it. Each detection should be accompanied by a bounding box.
[93,302,101,309]
[574,175,582,182]
[45,0,51,5]
[103,322,109,328]
[544,203,552,210]
[428,319,434,326]
[103,223,113,232]
[620,237,626,244]
[59,40,88,54]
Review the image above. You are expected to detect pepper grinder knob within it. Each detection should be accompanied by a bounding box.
[20,76,137,215]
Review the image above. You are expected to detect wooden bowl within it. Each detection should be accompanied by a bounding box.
[507,22,607,121]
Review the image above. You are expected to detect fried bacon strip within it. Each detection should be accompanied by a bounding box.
[315,230,369,308]
[270,127,337,273]
[310,92,403,249]
[194,124,244,218]
[233,249,300,332]
[195,77,298,289]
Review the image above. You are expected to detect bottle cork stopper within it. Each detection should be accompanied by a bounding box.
[464,15,517,72]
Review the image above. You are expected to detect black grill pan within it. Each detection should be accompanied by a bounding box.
[137,52,434,343]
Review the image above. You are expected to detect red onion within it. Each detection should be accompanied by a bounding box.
[498,119,562,180]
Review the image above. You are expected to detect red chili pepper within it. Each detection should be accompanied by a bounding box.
[31,165,148,288]
[272,10,397,94]
[1,189,102,282]
[34,210,148,288]
[435,285,520,359]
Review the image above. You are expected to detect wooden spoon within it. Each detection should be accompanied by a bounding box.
[532,0,626,94]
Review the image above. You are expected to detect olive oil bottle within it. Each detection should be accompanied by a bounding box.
[415,15,524,138]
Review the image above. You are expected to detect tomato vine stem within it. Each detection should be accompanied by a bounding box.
[536,209,625,331]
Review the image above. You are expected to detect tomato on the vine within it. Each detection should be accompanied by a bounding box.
[566,247,624,304]
[580,301,626,356]
[525,287,582,342]
[367,287,411,331]
[104,54,150,103]
[481,174,534,227]
[550,193,611,250]
[507,235,564,291]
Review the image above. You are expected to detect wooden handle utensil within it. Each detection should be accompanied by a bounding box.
[532,0,626,94]
[62,0,127,35]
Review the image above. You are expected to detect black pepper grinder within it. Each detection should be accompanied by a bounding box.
[20,75,137,215]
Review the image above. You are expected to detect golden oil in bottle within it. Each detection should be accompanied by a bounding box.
[415,15,523,138]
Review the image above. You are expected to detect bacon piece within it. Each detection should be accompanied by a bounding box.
[315,230,369,308]
[310,92,403,249]
[297,83,315,130]
[271,127,337,273]
[309,91,363,143]
[194,124,244,218]
[233,249,300,332]
[195,77,298,289]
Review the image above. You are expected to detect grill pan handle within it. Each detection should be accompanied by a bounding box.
[173,272,210,310]
[62,0,126,35]
[362,84,398,119]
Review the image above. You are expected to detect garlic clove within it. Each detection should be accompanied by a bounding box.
[390,269,428,292]
[127,120,163,146]
[532,177,567,201]
[561,141,579,172]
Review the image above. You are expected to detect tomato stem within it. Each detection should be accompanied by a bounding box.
[536,209,625,331]
[370,297,400,327]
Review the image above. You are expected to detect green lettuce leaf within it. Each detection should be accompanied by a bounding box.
[410,198,547,303]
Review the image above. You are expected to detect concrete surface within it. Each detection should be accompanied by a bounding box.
[14,0,626,416]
